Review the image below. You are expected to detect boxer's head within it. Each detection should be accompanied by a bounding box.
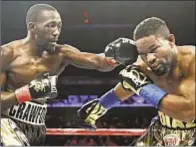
[133,17,177,76]
[26,4,62,52]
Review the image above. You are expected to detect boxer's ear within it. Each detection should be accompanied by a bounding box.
[27,22,36,33]
[167,34,175,48]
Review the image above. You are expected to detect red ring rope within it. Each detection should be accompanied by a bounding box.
[46,128,146,136]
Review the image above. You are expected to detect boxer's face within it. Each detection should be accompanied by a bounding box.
[136,35,176,76]
[31,10,62,52]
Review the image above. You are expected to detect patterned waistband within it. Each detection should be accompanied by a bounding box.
[6,102,47,125]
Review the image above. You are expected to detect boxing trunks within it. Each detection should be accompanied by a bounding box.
[133,111,196,146]
[1,101,47,146]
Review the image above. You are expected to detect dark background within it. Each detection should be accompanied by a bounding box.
[2,1,195,47]
[2,1,195,94]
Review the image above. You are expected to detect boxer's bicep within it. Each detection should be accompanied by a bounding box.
[178,77,195,119]
[0,72,7,90]
[0,72,18,110]
[159,76,195,121]
[1,45,14,71]
[113,82,134,101]
[179,56,195,115]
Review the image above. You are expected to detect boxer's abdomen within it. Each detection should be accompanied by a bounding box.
[158,111,196,129]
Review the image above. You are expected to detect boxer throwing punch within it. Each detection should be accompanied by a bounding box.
[78,17,196,146]
[0,4,133,146]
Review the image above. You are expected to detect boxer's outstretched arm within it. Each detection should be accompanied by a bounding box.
[60,44,117,72]
[113,82,135,101]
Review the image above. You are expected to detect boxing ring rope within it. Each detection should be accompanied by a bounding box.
[46,128,147,136]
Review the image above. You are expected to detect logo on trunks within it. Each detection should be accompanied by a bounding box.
[158,111,196,129]
[8,102,47,125]
[163,134,180,146]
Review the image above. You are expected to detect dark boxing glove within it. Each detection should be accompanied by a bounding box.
[77,89,120,130]
[105,38,138,65]
[15,73,58,104]
[77,99,107,130]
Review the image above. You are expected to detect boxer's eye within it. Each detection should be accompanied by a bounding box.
[149,46,159,53]
[139,52,147,56]
[150,48,157,53]
[47,23,56,28]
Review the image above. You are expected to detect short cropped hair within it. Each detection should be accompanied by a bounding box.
[26,4,57,26]
[133,17,170,40]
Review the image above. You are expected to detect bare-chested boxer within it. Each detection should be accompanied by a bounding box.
[0,4,136,146]
[78,17,196,146]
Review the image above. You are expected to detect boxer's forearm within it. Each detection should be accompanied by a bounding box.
[95,54,117,72]
[159,94,195,122]
[1,92,19,111]
[66,51,115,72]
[113,83,135,101]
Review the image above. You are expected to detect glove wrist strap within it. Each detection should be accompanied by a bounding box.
[15,85,32,104]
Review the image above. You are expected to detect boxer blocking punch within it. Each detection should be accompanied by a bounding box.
[1,4,134,146]
[77,17,196,146]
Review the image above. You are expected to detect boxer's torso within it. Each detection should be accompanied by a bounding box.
[138,45,195,129]
[2,39,68,124]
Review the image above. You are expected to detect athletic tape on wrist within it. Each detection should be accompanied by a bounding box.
[15,85,32,104]
[99,89,120,109]
[105,58,117,67]
[139,84,167,108]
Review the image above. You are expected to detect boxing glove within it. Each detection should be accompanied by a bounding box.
[119,65,167,108]
[15,73,58,104]
[105,38,138,65]
[77,89,121,129]
[77,99,107,130]
[119,65,153,94]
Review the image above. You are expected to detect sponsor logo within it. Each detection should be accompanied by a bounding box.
[163,134,180,146]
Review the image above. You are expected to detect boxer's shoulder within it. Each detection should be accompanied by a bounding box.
[178,45,195,57]
[56,44,79,51]
[1,41,17,71]
[2,39,24,49]
[1,39,25,56]
[178,46,195,75]
[55,44,80,55]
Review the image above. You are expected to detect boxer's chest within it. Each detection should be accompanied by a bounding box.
[7,55,63,87]
[151,75,181,94]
